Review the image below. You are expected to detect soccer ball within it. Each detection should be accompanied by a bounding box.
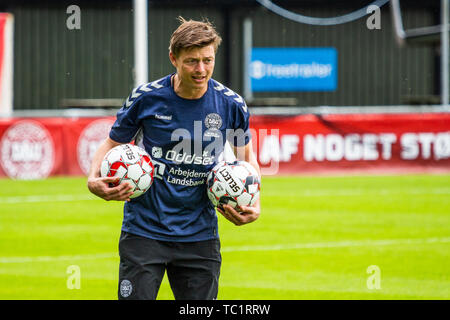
[100,144,154,199]
[207,160,260,211]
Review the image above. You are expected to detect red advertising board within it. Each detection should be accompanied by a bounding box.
[0,117,115,179]
[0,13,14,115]
[250,113,450,175]
[0,113,449,179]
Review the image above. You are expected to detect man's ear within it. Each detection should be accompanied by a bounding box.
[169,52,177,68]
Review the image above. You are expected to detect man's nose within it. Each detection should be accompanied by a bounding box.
[195,61,205,73]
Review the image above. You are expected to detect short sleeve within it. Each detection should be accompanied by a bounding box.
[109,92,143,143]
[227,99,252,147]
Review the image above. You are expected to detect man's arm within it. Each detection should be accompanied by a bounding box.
[217,140,261,226]
[87,137,134,201]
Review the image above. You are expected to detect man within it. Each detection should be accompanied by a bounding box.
[87,17,260,300]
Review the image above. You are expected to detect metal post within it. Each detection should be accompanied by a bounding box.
[133,0,148,87]
[442,0,449,107]
[243,17,253,102]
[390,0,407,46]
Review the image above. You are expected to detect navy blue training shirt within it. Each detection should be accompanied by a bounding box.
[109,74,251,242]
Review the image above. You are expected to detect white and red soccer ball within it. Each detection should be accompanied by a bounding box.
[207,160,260,211]
[100,144,154,199]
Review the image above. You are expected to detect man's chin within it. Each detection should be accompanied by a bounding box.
[190,80,208,89]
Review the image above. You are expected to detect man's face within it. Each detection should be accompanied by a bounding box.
[170,45,216,94]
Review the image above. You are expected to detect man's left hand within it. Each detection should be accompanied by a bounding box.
[217,203,260,226]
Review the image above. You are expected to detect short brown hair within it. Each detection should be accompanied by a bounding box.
[169,16,222,57]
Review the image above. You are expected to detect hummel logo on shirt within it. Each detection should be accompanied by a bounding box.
[155,114,172,120]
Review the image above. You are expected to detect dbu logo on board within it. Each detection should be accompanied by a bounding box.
[0,121,55,179]
[250,47,337,91]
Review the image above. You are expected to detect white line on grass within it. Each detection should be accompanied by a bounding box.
[1,237,449,264]
[0,194,98,204]
[273,188,450,197]
[0,253,117,263]
[221,236,450,252]
[1,187,449,204]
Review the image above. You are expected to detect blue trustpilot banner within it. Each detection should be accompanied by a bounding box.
[250,48,338,92]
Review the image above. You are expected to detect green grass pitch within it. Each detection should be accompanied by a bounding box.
[0,174,449,299]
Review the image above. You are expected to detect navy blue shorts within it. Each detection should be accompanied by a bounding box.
[118,231,221,300]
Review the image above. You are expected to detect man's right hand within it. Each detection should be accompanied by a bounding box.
[86,137,133,201]
[87,176,134,201]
